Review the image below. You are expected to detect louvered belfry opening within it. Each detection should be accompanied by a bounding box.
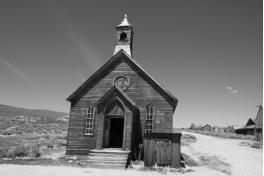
[103,99,125,148]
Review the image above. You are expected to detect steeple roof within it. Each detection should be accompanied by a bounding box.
[116,14,132,27]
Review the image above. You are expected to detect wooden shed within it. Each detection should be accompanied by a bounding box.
[144,133,181,168]
[65,15,179,167]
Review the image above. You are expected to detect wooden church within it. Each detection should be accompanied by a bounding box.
[66,15,179,164]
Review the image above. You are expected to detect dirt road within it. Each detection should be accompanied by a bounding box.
[181,132,263,176]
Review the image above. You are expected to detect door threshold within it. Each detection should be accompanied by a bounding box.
[91,148,130,153]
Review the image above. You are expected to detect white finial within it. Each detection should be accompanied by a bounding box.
[117,14,131,27]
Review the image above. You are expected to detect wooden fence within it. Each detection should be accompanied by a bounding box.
[143,133,181,168]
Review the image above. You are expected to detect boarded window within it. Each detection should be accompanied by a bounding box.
[145,105,154,134]
[84,106,95,135]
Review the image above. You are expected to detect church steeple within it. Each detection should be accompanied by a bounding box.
[114,14,133,57]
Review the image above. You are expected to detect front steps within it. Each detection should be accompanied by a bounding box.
[86,148,130,169]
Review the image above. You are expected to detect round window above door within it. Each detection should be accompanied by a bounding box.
[114,76,129,90]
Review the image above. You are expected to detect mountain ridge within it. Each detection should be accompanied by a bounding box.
[0,104,68,119]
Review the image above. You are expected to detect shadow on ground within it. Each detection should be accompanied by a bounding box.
[182,152,231,175]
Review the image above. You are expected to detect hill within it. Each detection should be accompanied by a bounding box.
[0,104,68,134]
[0,104,69,159]
[0,104,67,119]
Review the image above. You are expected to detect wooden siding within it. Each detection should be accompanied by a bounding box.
[143,133,181,168]
[66,58,174,154]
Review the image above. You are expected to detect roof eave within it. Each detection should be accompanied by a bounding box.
[120,50,178,109]
[94,86,137,109]
[66,51,125,102]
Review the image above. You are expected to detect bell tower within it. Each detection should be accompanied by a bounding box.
[114,14,133,57]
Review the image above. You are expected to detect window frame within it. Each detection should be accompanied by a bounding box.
[145,105,154,134]
[113,76,130,91]
[84,106,95,135]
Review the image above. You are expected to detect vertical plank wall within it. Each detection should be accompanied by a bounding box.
[66,57,174,155]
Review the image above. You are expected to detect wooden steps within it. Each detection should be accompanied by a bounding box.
[86,148,129,169]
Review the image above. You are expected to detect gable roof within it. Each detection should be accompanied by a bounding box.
[213,126,220,128]
[67,50,178,110]
[235,124,255,131]
[245,118,255,126]
[95,86,136,109]
[203,124,212,128]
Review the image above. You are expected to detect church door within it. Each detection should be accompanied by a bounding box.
[103,100,125,148]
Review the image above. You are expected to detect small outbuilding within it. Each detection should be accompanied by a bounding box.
[201,124,212,132]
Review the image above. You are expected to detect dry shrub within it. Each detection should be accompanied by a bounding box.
[182,134,197,140]
[27,144,41,157]
[38,135,66,148]
[2,131,13,135]
[57,139,66,146]
[181,134,197,146]
[6,143,40,158]
[251,142,262,149]
[56,133,67,139]
[7,145,28,158]
[0,147,8,158]
[241,135,256,141]
[181,153,199,166]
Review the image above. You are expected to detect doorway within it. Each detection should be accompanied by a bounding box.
[103,116,124,148]
[109,118,124,147]
[103,99,125,148]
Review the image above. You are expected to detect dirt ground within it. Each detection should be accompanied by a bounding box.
[181,132,263,176]
[0,132,262,176]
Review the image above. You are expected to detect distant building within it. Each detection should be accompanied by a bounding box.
[235,105,263,141]
[235,118,255,135]
[224,126,235,133]
[219,127,225,133]
[201,124,212,132]
[189,123,198,130]
[198,125,203,131]
[212,126,220,133]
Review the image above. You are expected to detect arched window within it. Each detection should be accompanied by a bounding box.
[145,105,154,134]
[84,106,95,135]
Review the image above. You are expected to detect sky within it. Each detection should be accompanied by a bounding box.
[0,0,262,127]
